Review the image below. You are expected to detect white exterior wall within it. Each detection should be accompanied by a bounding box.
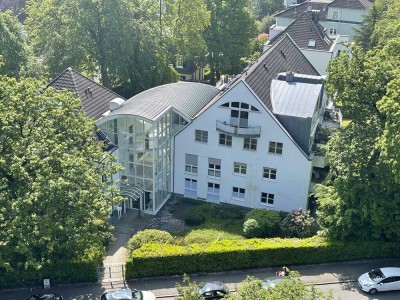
[173,81,312,212]
[301,49,332,75]
[275,17,294,28]
[326,7,366,38]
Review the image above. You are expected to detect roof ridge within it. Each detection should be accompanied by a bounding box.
[273,0,311,17]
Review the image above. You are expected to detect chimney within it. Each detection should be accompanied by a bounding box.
[312,10,320,24]
[286,71,295,82]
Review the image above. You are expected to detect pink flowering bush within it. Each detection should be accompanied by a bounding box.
[280,208,319,238]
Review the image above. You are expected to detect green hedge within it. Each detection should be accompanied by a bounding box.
[126,237,400,278]
[0,259,100,288]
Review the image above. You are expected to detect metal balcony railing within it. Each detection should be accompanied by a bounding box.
[216,120,261,138]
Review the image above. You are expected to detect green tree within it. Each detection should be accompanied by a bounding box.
[0,76,121,271]
[204,0,257,84]
[316,41,400,241]
[249,0,283,20]
[0,11,37,77]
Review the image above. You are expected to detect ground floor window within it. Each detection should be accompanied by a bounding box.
[184,178,197,198]
[207,182,220,201]
[232,186,245,200]
[261,192,274,205]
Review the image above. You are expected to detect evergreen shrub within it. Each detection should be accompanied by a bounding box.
[244,209,281,237]
[126,237,400,278]
[127,229,174,252]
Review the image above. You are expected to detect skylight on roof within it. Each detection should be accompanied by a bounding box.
[308,39,316,48]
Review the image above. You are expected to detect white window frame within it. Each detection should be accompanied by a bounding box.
[329,28,337,36]
[261,192,275,206]
[208,158,221,178]
[232,187,245,200]
[207,182,220,201]
[195,129,208,143]
[185,154,198,174]
[244,138,257,150]
[263,167,277,180]
[219,133,232,147]
[184,178,197,198]
[176,55,184,68]
[269,141,283,154]
[332,10,339,20]
[234,162,247,175]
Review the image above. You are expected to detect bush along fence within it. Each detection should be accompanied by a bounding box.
[126,236,400,278]
[0,259,100,288]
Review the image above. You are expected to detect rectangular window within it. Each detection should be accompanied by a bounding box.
[207,182,220,201]
[234,162,247,175]
[232,187,245,200]
[219,133,232,147]
[185,154,198,174]
[332,10,339,20]
[244,138,257,150]
[329,28,337,35]
[261,192,274,205]
[176,55,183,67]
[263,167,277,180]
[208,158,221,177]
[269,141,283,154]
[195,130,208,143]
[184,178,197,198]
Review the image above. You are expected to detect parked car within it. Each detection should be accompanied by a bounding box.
[358,267,400,295]
[199,281,230,299]
[100,288,156,300]
[25,294,63,300]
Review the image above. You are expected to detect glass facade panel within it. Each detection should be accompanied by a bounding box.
[98,110,187,214]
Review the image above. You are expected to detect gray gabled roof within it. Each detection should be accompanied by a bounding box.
[108,82,220,121]
[327,0,372,9]
[242,34,320,111]
[268,12,333,51]
[274,0,332,21]
[48,67,124,120]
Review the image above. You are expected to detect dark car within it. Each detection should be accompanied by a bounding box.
[25,293,63,300]
[199,281,230,299]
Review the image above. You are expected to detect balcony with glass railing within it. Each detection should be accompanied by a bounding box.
[216,120,261,138]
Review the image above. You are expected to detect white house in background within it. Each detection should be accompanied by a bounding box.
[272,0,372,39]
[264,11,349,75]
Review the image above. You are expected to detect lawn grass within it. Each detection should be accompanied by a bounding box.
[342,119,352,127]
[171,198,247,244]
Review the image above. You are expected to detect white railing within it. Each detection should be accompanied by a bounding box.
[216,120,261,137]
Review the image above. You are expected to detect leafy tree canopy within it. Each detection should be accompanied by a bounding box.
[0,11,43,77]
[204,0,257,83]
[316,39,400,241]
[0,75,121,270]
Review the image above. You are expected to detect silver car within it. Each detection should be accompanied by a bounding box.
[358,267,400,295]
[100,288,156,300]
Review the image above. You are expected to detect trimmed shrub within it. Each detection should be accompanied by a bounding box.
[126,237,400,278]
[184,205,211,226]
[243,219,262,238]
[127,229,173,252]
[280,208,319,238]
[215,205,246,220]
[244,209,281,237]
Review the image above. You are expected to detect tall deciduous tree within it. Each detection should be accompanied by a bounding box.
[0,76,121,270]
[315,41,400,241]
[0,11,30,77]
[204,0,257,83]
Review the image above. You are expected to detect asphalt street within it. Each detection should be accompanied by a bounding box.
[2,258,400,300]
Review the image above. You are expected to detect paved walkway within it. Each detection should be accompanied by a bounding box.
[103,210,152,265]
[101,210,153,286]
